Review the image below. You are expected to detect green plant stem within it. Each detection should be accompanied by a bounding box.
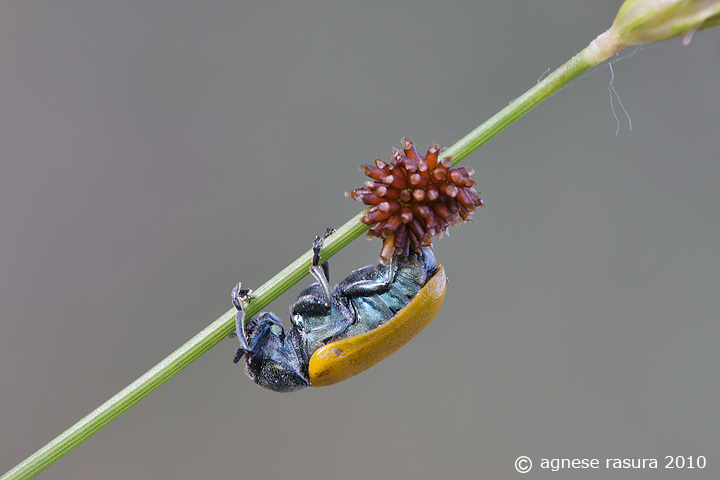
[2,33,622,480]
[444,30,622,167]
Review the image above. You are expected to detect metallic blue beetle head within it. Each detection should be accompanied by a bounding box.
[232,286,309,392]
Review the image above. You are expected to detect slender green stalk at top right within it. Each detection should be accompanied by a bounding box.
[5,1,719,477]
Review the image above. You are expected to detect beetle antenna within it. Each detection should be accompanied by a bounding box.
[233,348,247,364]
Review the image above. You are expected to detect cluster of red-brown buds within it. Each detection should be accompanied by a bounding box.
[347,138,483,258]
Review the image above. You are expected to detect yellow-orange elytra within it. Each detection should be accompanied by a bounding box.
[308,262,446,387]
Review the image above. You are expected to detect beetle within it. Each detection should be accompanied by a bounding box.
[232,233,446,392]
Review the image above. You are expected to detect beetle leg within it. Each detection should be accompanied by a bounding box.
[311,235,323,267]
[313,228,335,279]
[340,255,397,296]
[310,235,333,307]
[231,282,253,352]
[246,313,283,351]
[233,314,284,364]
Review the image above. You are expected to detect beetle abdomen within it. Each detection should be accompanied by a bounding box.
[308,262,446,387]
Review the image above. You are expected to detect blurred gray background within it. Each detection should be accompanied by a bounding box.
[2,1,718,479]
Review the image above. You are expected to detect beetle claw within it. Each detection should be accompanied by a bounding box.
[232,282,254,311]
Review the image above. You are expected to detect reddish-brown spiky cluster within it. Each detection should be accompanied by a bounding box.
[347,138,483,258]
